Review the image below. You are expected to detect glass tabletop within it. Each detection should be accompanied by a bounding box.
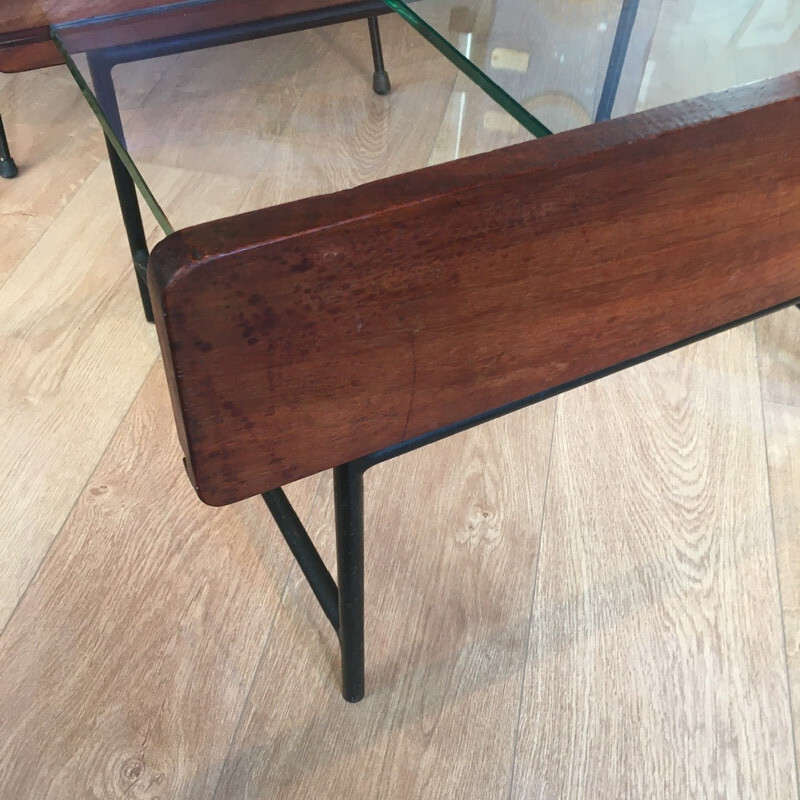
[51,0,799,237]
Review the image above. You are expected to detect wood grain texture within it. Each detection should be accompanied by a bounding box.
[237,15,457,213]
[3,0,389,55]
[0,64,102,283]
[0,0,385,72]
[108,27,343,213]
[0,162,160,627]
[0,39,61,73]
[0,364,319,799]
[213,401,556,800]
[0,129,257,626]
[765,401,800,779]
[149,74,800,506]
[757,308,800,408]
[0,0,378,35]
[512,326,796,798]
[1,13,798,799]
[0,0,183,32]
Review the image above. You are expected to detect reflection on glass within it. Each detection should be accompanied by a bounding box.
[51,0,799,236]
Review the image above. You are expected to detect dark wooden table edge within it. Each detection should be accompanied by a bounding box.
[150,71,800,296]
[146,71,800,506]
[0,32,62,72]
[0,0,391,70]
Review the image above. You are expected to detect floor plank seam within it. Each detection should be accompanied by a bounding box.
[504,400,559,800]
[208,473,327,800]
[754,322,800,799]
[763,399,800,412]
[0,218,55,293]
[0,333,158,638]
[0,72,101,294]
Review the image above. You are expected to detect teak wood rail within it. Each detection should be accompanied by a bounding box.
[149,74,800,701]
[0,0,380,68]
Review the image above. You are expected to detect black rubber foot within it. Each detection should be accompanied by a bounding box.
[0,157,18,179]
[372,71,391,96]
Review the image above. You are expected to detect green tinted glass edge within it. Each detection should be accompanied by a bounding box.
[51,31,175,236]
[381,0,552,138]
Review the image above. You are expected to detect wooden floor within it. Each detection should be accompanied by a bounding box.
[1,7,799,799]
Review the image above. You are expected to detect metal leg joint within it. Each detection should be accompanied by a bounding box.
[333,462,366,702]
[262,488,340,630]
[263,461,367,702]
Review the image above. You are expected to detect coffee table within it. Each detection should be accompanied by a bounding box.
[21,0,800,701]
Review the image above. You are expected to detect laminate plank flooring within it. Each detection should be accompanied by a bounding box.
[511,326,796,799]
[99,29,337,221]
[0,162,159,628]
[759,305,800,742]
[240,17,460,213]
[758,310,800,408]
[1,8,798,800]
[766,403,800,774]
[212,405,556,800]
[0,155,253,628]
[0,365,321,799]
[0,66,103,285]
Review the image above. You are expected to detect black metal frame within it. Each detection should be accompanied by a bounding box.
[368,15,391,95]
[594,0,639,122]
[0,113,18,178]
[262,462,366,701]
[86,53,154,319]
[76,2,392,322]
[260,297,799,701]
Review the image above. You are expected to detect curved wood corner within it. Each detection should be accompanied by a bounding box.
[149,73,800,506]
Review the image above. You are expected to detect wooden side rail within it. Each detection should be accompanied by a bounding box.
[0,36,61,73]
[0,0,353,38]
[0,0,390,70]
[149,73,800,507]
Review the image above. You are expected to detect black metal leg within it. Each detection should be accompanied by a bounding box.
[333,462,366,702]
[262,460,367,702]
[262,488,340,630]
[103,140,154,321]
[86,53,154,323]
[594,0,640,122]
[367,16,391,95]
[0,114,19,179]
